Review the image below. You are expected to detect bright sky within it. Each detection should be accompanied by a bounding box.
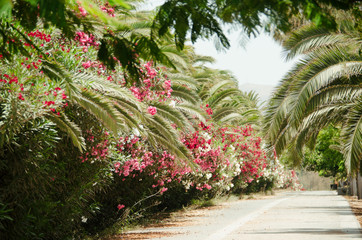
[193,32,297,86]
[141,0,298,87]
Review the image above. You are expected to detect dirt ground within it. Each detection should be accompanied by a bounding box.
[344,196,362,228]
[107,204,226,240]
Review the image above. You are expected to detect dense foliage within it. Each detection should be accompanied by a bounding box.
[0,0,360,73]
[154,0,360,49]
[0,0,328,239]
[303,125,345,179]
[263,12,361,175]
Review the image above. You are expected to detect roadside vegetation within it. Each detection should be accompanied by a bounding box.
[0,0,360,239]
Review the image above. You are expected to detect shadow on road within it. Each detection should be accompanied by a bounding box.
[248,228,361,237]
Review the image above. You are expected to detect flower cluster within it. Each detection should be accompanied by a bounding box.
[80,130,110,163]
[27,30,51,42]
[204,104,213,115]
[74,32,99,52]
[130,62,173,102]
[0,74,25,100]
[263,159,303,190]
[0,71,67,116]
[79,118,271,197]
[0,29,77,123]
[42,87,68,115]
[108,135,192,193]
[147,106,157,115]
[100,3,115,17]
[181,122,268,191]
[77,1,88,17]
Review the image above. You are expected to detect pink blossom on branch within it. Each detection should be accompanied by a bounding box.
[82,61,92,69]
[77,1,88,17]
[117,204,125,210]
[147,106,157,115]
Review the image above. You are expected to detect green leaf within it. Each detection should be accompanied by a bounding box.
[0,0,12,18]
[45,113,85,151]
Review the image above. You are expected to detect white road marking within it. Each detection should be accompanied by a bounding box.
[207,197,289,240]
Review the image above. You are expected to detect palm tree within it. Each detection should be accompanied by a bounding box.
[198,68,261,125]
[263,21,362,174]
[165,46,262,127]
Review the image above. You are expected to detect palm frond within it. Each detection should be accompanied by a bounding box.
[208,79,236,98]
[144,114,179,145]
[113,102,139,131]
[293,103,350,159]
[207,88,241,108]
[175,103,206,123]
[167,73,199,90]
[151,101,193,131]
[262,94,294,142]
[171,84,200,104]
[343,100,362,174]
[290,60,362,127]
[161,45,189,70]
[212,107,237,122]
[72,88,121,134]
[41,60,78,96]
[283,25,354,60]
[45,113,85,151]
[192,55,215,64]
[305,85,362,115]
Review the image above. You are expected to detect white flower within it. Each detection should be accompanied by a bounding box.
[169,100,176,108]
[202,132,211,140]
[81,216,88,223]
[132,128,140,136]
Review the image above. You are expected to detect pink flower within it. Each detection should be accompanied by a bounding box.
[160,187,168,194]
[114,162,121,169]
[148,106,157,115]
[163,80,171,90]
[206,107,213,115]
[77,2,87,16]
[18,93,24,101]
[82,61,91,69]
[117,204,125,210]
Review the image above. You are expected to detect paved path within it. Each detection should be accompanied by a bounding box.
[127,191,362,240]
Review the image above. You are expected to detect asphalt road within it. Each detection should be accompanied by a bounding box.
[126,191,362,240]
